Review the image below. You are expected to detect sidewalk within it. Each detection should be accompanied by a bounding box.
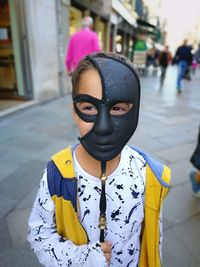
[0,66,200,266]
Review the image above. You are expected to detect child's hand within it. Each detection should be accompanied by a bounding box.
[100,241,112,266]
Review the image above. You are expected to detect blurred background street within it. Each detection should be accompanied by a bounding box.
[0,66,200,266]
[1,0,200,266]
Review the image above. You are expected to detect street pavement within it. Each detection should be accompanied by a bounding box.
[0,65,200,266]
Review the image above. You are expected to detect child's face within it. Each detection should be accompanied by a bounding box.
[73,56,140,162]
[74,68,101,138]
[74,68,132,138]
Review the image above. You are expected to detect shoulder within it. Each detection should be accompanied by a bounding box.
[50,146,75,178]
[124,145,146,163]
[46,147,78,201]
[35,169,53,202]
[70,30,82,40]
[90,30,98,38]
[47,146,75,190]
[40,168,48,190]
[121,145,146,173]
[127,146,171,188]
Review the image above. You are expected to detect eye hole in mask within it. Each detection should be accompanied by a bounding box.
[110,103,133,116]
[76,102,133,116]
[76,102,97,115]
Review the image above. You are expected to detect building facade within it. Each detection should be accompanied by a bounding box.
[0,0,70,104]
[0,0,157,111]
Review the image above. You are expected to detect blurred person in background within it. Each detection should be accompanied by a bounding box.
[158,45,172,86]
[146,44,159,75]
[183,45,193,81]
[191,44,200,74]
[194,43,200,65]
[189,125,200,198]
[189,171,200,198]
[191,55,198,75]
[173,39,192,93]
[65,16,100,74]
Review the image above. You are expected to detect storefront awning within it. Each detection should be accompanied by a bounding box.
[137,19,156,29]
[112,0,137,27]
[136,18,157,38]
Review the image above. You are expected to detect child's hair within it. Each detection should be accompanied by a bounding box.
[71,51,136,97]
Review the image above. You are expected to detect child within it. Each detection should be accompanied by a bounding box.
[189,171,200,197]
[189,125,200,198]
[28,52,171,267]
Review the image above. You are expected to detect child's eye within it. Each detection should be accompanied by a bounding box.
[77,102,97,115]
[110,103,133,115]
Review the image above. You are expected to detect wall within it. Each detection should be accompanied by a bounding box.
[57,0,71,96]
[24,0,60,101]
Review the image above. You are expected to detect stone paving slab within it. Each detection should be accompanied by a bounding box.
[19,125,69,144]
[139,121,198,139]
[6,136,49,152]
[163,217,173,231]
[0,161,19,183]
[26,120,78,141]
[7,208,31,247]
[0,125,27,143]
[156,143,195,163]
[173,214,200,261]
[0,218,12,251]
[129,131,167,153]
[137,124,177,138]
[163,228,200,267]
[15,186,38,210]
[140,110,166,122]
[163,183,200,224]
[0,160,46,201]
[0,196,18,220]
[31,139,73,162]
[0,247,42,267]
[138,114,165,129]
[166,106,199,117]
[0,145,40,165]
[168,159,192,186]
[0,112,40,131]
[162,115,193,126]
[157,131,195,147]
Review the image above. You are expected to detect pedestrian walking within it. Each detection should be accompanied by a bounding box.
[183,45,193,81]
[173,39,192,93]
[189,125,200,198]
[65,16,100,74]
[146,44,159,75]
[27,52,171,267]
[158,45,172,86]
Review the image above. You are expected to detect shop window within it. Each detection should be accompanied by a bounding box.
[115,35,122,53]
[69,6,82,36]
[0,0,17,93]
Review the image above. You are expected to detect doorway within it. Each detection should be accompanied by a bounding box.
[0,0,31,112]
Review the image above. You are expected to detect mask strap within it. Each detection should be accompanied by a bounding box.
[99,160,107,242]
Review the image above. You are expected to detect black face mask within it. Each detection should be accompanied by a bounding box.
[73,55,140,162]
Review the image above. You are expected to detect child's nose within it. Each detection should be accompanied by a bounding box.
[94,107,113,135]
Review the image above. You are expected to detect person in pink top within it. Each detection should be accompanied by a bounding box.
[66,16,101,74]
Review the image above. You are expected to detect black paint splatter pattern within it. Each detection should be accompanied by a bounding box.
[28,145,163,267]
[75,146,150,266]
[28,171,107,267]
